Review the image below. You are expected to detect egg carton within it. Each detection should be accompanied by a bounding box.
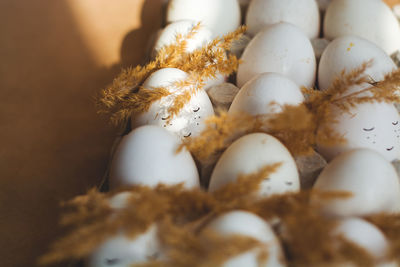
[60,1,400,266]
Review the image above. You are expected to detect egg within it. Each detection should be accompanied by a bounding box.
[229,72,305,116]
[108,192,134,210]
[87,225,162,267]
[131,68,214,139]
[237,22,316,88]
[152,23,225,90]
[312,149,400,217]
[166,0,241,38]
[324,0,400,55]
[109,125,200,189]
[204,210,286,267]
[87,194,165,266]
[335,217,389,261]
[318,35,396,91]
[394,4,400,20]
[208,133,300,197]
[153,20,212,54]
[316,101,400,162]
[246,0,320,38]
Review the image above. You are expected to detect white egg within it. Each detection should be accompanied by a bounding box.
[166,0,241,38]
[209,133,300,197]
[237,22,316,88]
[335,217,389,261]
[204,210,286,267]
[153,25,225,90]
[153,20,212,54]
[131,68,214,139]
[316,101,400,162]
[87,225,162,267]
[246,0,320,38]
[109,125,200,189]
[312,149,400,217]
[229,72,305,116]
[324,0,400,55]
[108,192,134,210]
[318,35,396,91]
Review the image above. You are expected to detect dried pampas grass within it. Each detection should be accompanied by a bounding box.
[43,24,400,267]
[98,24,246,125]
[182,61,400,161]
[41,170,385,267]
[39,164,280,265]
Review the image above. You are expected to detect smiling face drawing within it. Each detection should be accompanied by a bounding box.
[209,133,300,197]
[317,102,400,162]
[259,171,299,197]
[87,225,162,267]
[131,68,214,140]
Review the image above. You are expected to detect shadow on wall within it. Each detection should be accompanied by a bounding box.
[120,0,167,68]
[0,0,164,266]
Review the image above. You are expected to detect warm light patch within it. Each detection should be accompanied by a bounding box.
[66,0,143,66]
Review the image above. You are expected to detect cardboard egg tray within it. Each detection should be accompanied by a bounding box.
[62,1,400,266]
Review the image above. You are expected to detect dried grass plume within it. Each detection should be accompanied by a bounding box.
[98,24,246,125]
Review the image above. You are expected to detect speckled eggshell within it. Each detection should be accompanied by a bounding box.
[246,0,320,38]
[166,0,241,38]
[208,133,300,197]
[204,211,286,267]
[131,68,214,139]
[312,149,400,217]
[87,225,162,267]
[237,22,316,88]
[324,0,400,55]
[109,125,199,189]
[318,35,396,91]
[229,72,304,116]
[153,20,212,53]
[316,101,400,162]
[335,217,389,261]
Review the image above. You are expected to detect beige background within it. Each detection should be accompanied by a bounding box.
[0,0,164,266]
[1,0,399,266]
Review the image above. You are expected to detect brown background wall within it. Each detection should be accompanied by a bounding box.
[0,0,399,266]
[0,1,164,266]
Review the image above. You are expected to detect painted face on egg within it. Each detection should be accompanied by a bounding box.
[259,172,298,197]
[208,133,300,197]
[131,68,214,139]
[153,89,214,138]
[317,102,400,162]
[87,225,162,267]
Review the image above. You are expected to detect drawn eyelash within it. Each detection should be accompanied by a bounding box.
[363,127,375,132]
[393,121,399,125]
[161,116,170,120]
[193,107,200,112]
